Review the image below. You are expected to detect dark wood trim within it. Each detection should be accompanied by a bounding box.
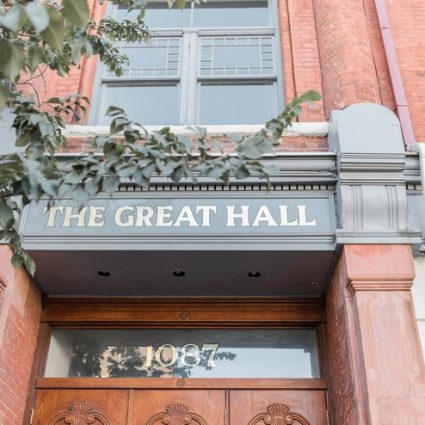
[36,377,327,390]
[24,323,52,424]
[43,297,324,327]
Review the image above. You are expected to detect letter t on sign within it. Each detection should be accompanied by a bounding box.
[43,206,65,227]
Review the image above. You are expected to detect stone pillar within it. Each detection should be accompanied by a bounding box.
[312,0,381,116]
[0,246,42,425]
[326,244,425,424]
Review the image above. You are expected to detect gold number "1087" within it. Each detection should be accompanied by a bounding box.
[144,343,220,368]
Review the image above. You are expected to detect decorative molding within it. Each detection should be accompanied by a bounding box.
[44,297,324,326]
[146,403,208,425]
[247,403,311,425]
[177,311,191,321]
[347,279,413,296]
[47,401,111,425]
[330,103,421,244]
[118,182,335,193]
[176,378,186,388]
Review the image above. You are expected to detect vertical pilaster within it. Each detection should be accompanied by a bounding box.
[327,245,425,424]
[312,0,381,116]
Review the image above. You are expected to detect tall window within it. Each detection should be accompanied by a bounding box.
[91,0,283,126]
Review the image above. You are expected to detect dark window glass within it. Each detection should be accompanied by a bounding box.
[101,85,179,125]
[198,83,278,124]
[193,1,269,27]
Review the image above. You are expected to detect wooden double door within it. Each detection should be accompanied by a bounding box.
[32,383,327,425]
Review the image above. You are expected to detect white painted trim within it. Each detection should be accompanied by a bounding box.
[64,122,329,137]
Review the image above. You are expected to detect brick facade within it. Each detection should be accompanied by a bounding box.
[0,248,42,425]
[1,0,425,424]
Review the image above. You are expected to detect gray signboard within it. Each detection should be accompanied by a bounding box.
[20,192,336,251]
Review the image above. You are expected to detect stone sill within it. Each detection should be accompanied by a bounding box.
[64,122,329,138]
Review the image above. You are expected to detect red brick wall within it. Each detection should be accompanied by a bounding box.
[384,0,425,141]
[279,0,325,121]
[43,0,425,143]
[0,247,42,425]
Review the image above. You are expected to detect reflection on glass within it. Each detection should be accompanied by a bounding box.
[101,85,179,125]
[200,36,275,77]
[193,1,269,27]
[117,5,191,28]
[199,83,277,124]
[117,1,269,28]
[45,329,319,379]
[112,39,180,78]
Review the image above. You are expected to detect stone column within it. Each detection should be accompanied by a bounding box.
[326,244,425,424]
[312,0,381,116]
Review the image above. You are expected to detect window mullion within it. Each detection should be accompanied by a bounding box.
[179,30,199,125]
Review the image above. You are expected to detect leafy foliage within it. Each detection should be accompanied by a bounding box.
[69,343,236,378]
[0,0,321,275]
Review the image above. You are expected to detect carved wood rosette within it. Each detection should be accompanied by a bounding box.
[247,403,311,425]
[47,401,111,425]
[146,403,208,425]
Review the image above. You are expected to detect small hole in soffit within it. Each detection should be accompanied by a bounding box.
[97,270,111,278]
[172,270,187,278]
[248,271,262,278]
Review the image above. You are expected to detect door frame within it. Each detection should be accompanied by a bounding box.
[28,297,327,422]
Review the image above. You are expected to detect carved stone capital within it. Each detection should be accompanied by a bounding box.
[329,103,421,245]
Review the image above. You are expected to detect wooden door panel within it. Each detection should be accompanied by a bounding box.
[32,389,129,425]
[230,390,327,425]
[129,390,226,425]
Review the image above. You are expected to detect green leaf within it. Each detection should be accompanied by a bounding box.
[238,135,273,159]
[41,180,59,197]
[102,175,119,194]
[39,121,54,137]
[24,255,36,277]
[175,0,187,9]
[106,106,125,117]
[0,5,23,32]
[40,7,65,51]
[27,45,45,73]
[11,253,24,269]
[0,39,25,80]
[234,164,250,180]
[0,201,13,227]
[298,89,322,103]
[63,0,89,27]
[263,164,279,175]
[0,83,10,112]
[72,186,90,208]
[25,2,49,33]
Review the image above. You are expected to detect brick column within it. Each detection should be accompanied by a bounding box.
[326,245,425,424]
[0,246,42,425]
[312,0,381,116]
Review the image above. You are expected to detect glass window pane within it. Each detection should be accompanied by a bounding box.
[194,1,269,27]
[117,4,191,28]
[198,83,278,124]
[105,39,180,79]
[200,36,275,77]
[99,85,179,125]
[45,329,320,378]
